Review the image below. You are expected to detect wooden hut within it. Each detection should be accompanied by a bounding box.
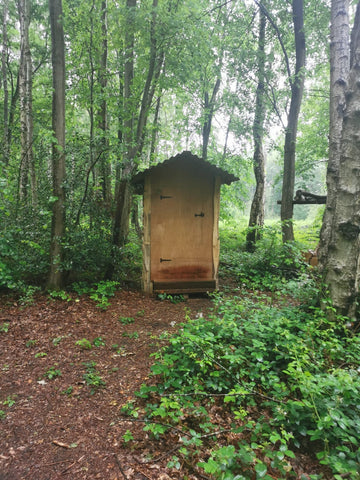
[132,151,238,294]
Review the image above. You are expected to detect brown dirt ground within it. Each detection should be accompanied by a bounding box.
[0,286,331,480]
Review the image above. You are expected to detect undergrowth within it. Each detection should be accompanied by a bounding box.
[121,225,360,479]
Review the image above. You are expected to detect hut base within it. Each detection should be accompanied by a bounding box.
[153,280,217,294]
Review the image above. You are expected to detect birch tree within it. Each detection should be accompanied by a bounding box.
[322,2,360,320]
[318,0,350,267]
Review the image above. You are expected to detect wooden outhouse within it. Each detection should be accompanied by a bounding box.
[132,151,238,294]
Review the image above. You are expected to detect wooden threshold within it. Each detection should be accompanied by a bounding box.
[153,280,217,294]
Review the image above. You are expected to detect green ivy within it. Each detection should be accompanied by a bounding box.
[126,290,360,479]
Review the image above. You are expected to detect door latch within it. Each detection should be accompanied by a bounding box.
[195,212,205,217]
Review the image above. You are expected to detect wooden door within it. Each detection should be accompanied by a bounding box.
[150,162,214,289]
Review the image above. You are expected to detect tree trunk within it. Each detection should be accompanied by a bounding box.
[112,0,164,248]
[112,0,136,250]
[202,78,221,161]
[98,0,112,208]
[18,0,36,205]
[323,2,360,320]
[318,0,350,269]
[280,0,306,243]
[246,9,266,252]
[1,0,10,166]
[47,0,66,290]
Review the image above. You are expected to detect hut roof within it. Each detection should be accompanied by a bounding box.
[132,151,239,188]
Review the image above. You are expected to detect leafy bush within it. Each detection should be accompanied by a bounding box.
[220,222,310,291]
[62,228,113,283]
[127,290,360,479]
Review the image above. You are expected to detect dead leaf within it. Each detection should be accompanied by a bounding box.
[52,440,71,449]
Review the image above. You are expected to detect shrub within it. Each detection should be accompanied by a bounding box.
[128,290,360,479]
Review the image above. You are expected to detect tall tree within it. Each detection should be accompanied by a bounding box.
[112,0,136,249]
[1,0,10,166]
[280,0,306,242]
[18,0,36,205]
[97,0,111,208]
[246,7,266,252]
[112,0,164,248]
[322,1,360,320]
[47,0,66,290]
[318,0,350,267]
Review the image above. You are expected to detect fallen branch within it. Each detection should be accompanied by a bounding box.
[61,455,85,475]
[114,454,129,480]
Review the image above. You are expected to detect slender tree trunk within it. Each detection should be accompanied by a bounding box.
[1,0,10,166]
[149,94,161,162]
[98,0,111,208]
[18,0,36,205]
[202,78,221,161]
[112,0,136,250]
[318,0,350,269]
[323,2,360,320]
[112,0,164,248]
[7,74,19,153]
[47,0,66,290]
[88,0,96,228]
[246,9,266,252]
[280,0,306,242]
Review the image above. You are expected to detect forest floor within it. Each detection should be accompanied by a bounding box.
[0,281,331,480]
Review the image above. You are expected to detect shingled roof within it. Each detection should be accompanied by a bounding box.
[132,151,239,187]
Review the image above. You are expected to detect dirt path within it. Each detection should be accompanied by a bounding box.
[0,289,211,480]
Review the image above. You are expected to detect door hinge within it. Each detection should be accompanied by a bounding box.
[160,258,172,263]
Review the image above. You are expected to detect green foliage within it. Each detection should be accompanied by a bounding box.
[157,293,185,304]
[62,229,113,283]
[43,366,62,380]
[48,290,73,302]
[61,386,74,396]
[126,283,360,479]
[35,352,47,358]
[123,429,134,443]
[3,395,16,408]
[82,362,106,394]
[0,322,9,333]
[118,316,135,325]
[17,284,42,306]
[52,336,64,346]
[122,331,139,339]
[72,280,120,310]
[92,336,106,347]
[89,281,119,310]
[75,338,92,350]
[220,222,310,291]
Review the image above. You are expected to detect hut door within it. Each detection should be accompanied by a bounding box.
[150,165,214,290]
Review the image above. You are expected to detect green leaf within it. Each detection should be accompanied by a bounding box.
[255,461,267,478]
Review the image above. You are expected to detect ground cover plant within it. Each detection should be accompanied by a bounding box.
[120,224,360,479]
[1,221,359,479]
